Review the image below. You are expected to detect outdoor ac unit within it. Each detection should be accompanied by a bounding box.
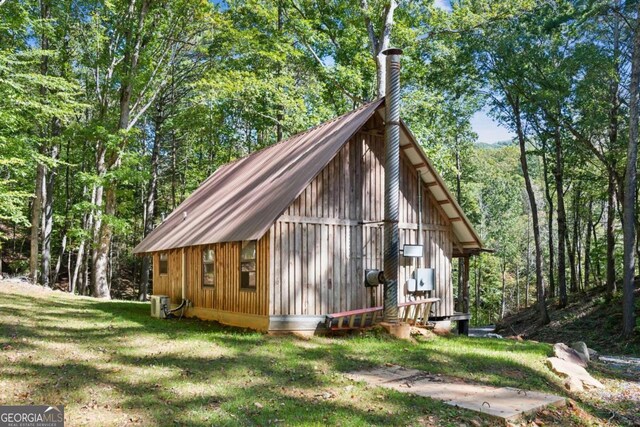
[150,295,170,319]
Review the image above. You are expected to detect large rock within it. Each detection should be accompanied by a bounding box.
[570,341,590,364]
[553,343,587,368]
[546,357,605,392]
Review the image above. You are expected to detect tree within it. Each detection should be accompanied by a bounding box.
[622,3,640,338]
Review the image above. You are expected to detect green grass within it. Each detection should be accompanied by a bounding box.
[0,284,629,426]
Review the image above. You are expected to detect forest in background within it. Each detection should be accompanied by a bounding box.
[0,0,638,337]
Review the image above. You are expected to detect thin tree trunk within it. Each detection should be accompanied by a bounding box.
[41,142,59,288]
[511,94,550,324]
[554,128,568,308]
[455,144,464,312]
[542,140,555,299]
[516,265,520,310]
[30,0,51,284]
[567,185,579,293]
[606,4,621,297]
[463,256,470,314]
[622,6,640,339]
[30,164,44,283]
[526,213,530,308]
[475,255,481,325]
[140,106,162,300]
[594,202,603,287]
[584,199,593,289]
[607,170,617,295]
[500,259,506,319]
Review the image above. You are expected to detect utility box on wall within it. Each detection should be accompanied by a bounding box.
[407,268,435,293]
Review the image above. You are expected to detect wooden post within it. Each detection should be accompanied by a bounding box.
[463,256,470,314]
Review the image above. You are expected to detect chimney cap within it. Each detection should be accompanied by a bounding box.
[382,47,403,56]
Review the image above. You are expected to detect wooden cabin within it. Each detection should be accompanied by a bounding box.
[133,98,483,333]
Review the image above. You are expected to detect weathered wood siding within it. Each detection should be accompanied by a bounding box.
[270,115,454,317]
[151,232,270,316]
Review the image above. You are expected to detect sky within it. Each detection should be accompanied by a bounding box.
[470,110,515,144]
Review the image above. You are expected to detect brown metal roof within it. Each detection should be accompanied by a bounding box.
[133,99,385,254]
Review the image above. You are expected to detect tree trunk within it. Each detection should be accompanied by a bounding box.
[463,256,470,314]
[139,106,163,301]
[593,203,603,287]
[92,0,150,298]
[567,185,579,293]
[525,213,530,308]
[606,3,620,297]
[584,199,593,289]
[541,141,555,299]
[361,0,396,98]
[516,265,520,310]
[30,164,44,283]
[475,255,481,325]
[554,128,568,308]
[41,142,59,288]
[455,145,464,312]
[500,259,506,319]
[622,6,640,338]
[512,94,550,324]
[606,170,617,295]
[30,0,51,284]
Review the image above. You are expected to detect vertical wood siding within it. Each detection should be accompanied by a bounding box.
[271,115,455,317]
[151,232,270,316]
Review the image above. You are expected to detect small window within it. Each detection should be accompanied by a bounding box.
[240,240,257,290]
[203,248,215,287]
[159,253,168,276]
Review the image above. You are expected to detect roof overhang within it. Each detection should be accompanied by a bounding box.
[373,107,484,256]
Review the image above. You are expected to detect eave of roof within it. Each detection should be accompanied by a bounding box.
[390,113,483,255]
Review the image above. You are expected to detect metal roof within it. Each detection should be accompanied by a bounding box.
[133,99,385,254]
[134,99,483,255]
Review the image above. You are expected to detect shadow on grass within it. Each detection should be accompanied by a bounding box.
[1,289,631,426]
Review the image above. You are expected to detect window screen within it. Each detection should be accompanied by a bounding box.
[159,253,168,276]
[240,240,256,290]
[203,248,215,287]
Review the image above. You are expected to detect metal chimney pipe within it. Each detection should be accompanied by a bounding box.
[382,47,403,323]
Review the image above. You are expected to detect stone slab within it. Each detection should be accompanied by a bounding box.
[546,357,605,391]
[347,366,566,421]
[553,343,587,368]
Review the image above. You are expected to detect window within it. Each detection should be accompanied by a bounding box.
[240,240,257,290]
[202,248,215,287]
[159,253,168,276]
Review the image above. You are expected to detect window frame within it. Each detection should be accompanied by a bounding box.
[158,252,168,276]
[240,240,257,291]
[202,247,215,288]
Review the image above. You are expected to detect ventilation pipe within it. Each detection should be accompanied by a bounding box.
[382,47,403,323]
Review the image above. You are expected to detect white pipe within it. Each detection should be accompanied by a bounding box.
[417,170,423,268]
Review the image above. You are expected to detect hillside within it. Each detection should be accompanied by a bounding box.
[496,286,640,355]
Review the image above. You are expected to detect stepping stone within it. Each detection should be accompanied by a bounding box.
[346,365,566,422]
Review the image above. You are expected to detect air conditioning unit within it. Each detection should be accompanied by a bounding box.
[150,295,170,319]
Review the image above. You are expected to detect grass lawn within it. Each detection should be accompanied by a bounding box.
[0,281,633,426]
